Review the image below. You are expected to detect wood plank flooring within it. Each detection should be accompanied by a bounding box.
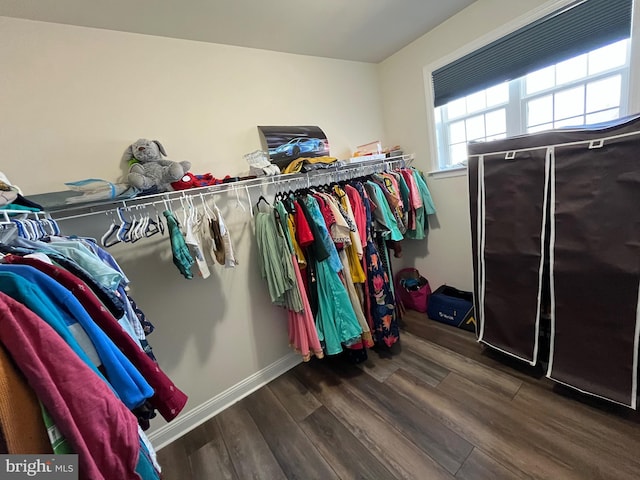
[157,311,640,479]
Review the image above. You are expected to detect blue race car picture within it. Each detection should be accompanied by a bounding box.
[259,125,331,169]
[268,137,328,159]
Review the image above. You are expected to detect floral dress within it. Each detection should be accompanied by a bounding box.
[353,182,399,347]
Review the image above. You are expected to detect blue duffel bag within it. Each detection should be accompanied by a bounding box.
[426,285,476,332]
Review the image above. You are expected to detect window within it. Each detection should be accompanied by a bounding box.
[428,0,633,170]
[435,39,630,169]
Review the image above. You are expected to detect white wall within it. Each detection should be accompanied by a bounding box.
[0,17,384,195]
[0,16,386,443]
[378,0,554,291]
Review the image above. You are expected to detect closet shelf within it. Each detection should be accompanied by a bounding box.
[41,154,414,221]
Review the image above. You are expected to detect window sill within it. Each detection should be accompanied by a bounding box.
[427,166,467,179]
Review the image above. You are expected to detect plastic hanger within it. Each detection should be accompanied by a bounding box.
[233,187,247,214]
[30,219,46,240]
[144,206,161,238]
[245,186,253,218]
[255,195,270,207]
[129,208,144,243]
[150,204,164,236]
[102,211,121,247]
[253,195,271,215]
[23,219,38,240]
[116,207,131,242]
[40,217,56,237]
[134,206,149,241]
[11,219,27,239]
[45,213,61,236]
[200,193,217,222]
[137,209,149,240]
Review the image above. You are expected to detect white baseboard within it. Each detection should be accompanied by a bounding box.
[148,352,302,450]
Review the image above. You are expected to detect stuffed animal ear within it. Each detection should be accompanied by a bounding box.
[121,145,134,163]
[153,140,167,157]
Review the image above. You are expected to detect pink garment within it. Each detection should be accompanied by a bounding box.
[3,254,188,422]
[400,169,422,208]
[400,169,421,230]
[0,292,141,480]
[344,185,375,332]
[287,254,323,361]
[344,185,367,250]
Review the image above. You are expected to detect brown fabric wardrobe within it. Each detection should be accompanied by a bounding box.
[468,115,640,408]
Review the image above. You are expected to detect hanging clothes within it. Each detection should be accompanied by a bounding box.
[354,181,400,348]
[0,237,127,319]
[2,255,187,421]
[274,201,324,361]
[316,189,372,348]
[338,248,374,348]
[372,173,407,234]
[251,161,434,355]
[214,205,238,268]
[333,185,365,283]
[255,207,301,310]
[0,224,197,477]
[400,168,422,237]
[184,208,211,279]
[0,293,148,480]
[365,180,404,242]
[409,167,436,239]
[0,228,189,435]
[0,267,154,410]
[163,209,194,279]
[301,195,362,355]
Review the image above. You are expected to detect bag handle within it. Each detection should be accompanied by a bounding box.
[396,267,420,278]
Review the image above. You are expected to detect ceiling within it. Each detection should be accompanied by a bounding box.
[0,0,477,63]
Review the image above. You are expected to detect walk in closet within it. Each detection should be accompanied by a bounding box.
[0,155,438,478]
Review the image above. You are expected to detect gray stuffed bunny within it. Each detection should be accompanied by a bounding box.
[124,139,191,192]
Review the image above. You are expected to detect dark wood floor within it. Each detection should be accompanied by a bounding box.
[157,311,640,479]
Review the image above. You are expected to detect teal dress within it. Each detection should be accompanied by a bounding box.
[303,196,362,355]
[410,168,436,238]
[364,181,404,241]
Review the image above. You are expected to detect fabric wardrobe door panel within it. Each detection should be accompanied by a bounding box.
[548,137,640,408]
[467,156,481,338]
[477,148,549,365]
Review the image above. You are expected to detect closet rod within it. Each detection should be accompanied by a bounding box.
[52,154,413,221]
[0,209,48,223]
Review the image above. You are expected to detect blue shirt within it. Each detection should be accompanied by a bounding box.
[0,265,153,409]
[0,271,104,380]
[44,240,124,290]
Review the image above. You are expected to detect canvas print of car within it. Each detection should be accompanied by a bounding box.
[258,125,330,169]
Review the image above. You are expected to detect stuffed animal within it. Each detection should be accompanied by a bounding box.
[123,139,191,193]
